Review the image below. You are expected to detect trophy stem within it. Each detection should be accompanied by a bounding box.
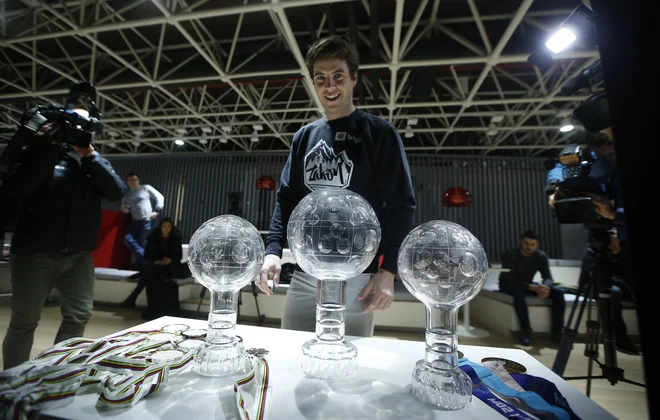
[192,289,247,377]
[424,306,460,370]
[410,305,472,409]
[300,279,358,379]
[207,290,239,344]
[315,279,347,342]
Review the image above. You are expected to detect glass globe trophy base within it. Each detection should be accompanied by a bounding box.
[410,359,473,410]
[192,338,249,377]
[301,338,358,380]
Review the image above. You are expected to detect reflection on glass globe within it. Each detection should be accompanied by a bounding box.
[187,215,264,376]
[287,188,381,379]
[397,220,488,409]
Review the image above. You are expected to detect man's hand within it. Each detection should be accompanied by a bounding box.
[149,212,159,220]
[121,204,130,214]
[36,121,60,137]
[609,233,622,255]
[72,144,94,159]
[162,257,172,266]
[548,187,562,209]
[257,254,281,296]
[586,193,616,220]
[358,269,395,313]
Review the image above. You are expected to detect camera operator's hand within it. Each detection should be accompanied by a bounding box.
[36,121,60,137]
[548,187,562,209]
[609,233,622,255]
[586,193,616,220]
[72,145,94,159]
[162,257,172,266]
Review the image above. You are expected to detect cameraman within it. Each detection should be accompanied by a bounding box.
[1,110,127,369]
[548,128,639,355]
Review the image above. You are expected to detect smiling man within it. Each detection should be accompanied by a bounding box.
[256,35,416,337]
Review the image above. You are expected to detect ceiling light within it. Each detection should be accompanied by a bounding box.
[132,130,143,137]
[490,115,504,124]
[545,28,576,54]
[220,133,228,144]
[108,131,119,138]
[131,141,140,147]
[251,131,259,142]
[404,126,413,138]
[108,142,116,148]
[252,124,263,131]
[221,125,232,133]
[559,123,574,133]
[407,118,418,126]
[174,139,184,146]
[175,128,187,135]
[201,127,212,133]
[199,138,208,145]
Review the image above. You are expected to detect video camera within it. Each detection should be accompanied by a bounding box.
[545,142,613,227]
[0,81,103,178]
[562,60,610,132]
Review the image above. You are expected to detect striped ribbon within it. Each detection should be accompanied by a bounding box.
[0,330,195,420]
[234,356,271,420]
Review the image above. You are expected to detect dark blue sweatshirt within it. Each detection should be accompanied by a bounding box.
[265,108,416,275]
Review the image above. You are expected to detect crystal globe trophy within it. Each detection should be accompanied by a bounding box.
[397,220,488,409]
[287,188,381,379]
[187,215,264,376]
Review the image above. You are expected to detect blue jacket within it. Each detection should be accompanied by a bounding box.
[4,143,127,255]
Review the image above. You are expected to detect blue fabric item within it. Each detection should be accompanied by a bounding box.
[511,373,581,420]
[460,365,537,420]
[459,358,572,420]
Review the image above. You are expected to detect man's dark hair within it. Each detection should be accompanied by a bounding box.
[126,172,139,180]
[305,35,360,77]
[521,230,539,241]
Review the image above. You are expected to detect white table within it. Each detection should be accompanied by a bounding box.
[42,316,614,420]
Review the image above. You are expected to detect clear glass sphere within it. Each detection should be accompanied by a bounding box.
[287,188,381,281]
[397,220,488,308]
[188,215,265,291]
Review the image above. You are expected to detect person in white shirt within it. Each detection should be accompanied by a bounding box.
[119,172,164,307]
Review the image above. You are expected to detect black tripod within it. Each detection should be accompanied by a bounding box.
[551,231,645,397]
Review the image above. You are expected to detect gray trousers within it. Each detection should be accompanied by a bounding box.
[281,271,376,337]
[2,252,95,369]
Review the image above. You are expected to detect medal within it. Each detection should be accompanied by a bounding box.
[481,357,527,374]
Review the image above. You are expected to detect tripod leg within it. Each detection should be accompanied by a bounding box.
[552,282,592,375]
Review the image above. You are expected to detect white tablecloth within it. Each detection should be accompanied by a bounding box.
[42,316,614,420]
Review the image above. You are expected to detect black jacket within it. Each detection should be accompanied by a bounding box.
[144,230,190,279]
[4,143,127,255]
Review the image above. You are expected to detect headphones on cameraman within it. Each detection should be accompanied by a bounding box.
[64,81,101,120]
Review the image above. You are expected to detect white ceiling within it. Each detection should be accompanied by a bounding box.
[0,0,599,158]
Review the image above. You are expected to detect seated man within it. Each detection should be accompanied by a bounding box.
[498,230,566,346]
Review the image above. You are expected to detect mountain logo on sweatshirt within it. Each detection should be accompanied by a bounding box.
[304,140,354,190]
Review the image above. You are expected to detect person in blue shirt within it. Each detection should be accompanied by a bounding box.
[254,35,416,337]
[547,128,639,355]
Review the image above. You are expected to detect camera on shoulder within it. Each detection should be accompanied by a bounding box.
[0,81,103,178]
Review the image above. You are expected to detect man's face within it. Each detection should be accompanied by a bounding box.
[312,57,357,120]
[126,175,140,190]
[596,127,617,167]
[520,237,539,256]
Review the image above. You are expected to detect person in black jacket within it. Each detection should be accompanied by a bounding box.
[1,122,126,370]
[139,217,187,321]
[499,231,566,346]
[255,35,416,337]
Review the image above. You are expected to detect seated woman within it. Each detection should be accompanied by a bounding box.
[140,217,188,320]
